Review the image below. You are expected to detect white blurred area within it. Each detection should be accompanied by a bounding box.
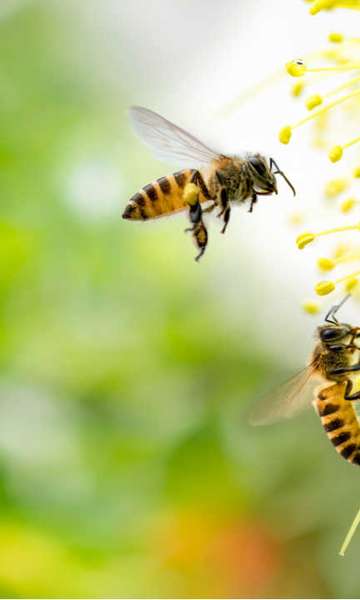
[6,0,360,363]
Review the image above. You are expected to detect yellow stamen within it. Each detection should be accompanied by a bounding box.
[329,32,344,43]
[329,145,343,162]
[286,60,306,77]
[340,197,357,213]
[329,136,360,162]
[315,280,336,295]
[310,0,360,14]
[281,88,360,144]
[279,125,292,144]
[296,232,315,249]
[339,506,360,557]
[183,183,199,206]
[336,269,360,285]
[317,257,335,271]
[325,177,349,198]
[303,299,321,314]
[333,243,351,259]
[297,223,360,250]
[323,74,360,101]
[345,277,359,291]
[306,94,323,110]
[291,80,305,97]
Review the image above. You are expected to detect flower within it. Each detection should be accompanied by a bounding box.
[281,19,360,313]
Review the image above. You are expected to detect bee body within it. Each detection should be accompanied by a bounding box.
[252,298,360,467]
[316,382,360,465]
[123,169,199,221]
[312,321,360,465]
[123,107,295,260]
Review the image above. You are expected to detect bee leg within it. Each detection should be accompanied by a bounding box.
[191,170,213,200]
[185,197,208,261]
[216,188,231,234]
[344,377,360,401]
[194,222,208,261]
[202,201,217,214]
[249,192,257,213]
[330,364,360,400]
[221,206,231,234]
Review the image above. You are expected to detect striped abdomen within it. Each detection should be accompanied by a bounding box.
[123,169,207,220]
[316,382,360,465]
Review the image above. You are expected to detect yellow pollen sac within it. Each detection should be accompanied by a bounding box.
[317,257,335,271]
[340,197,356,213]
[345,277,359,292]
[279,125,292,144]
[329,32,344,43]
[296,232,315,249]
[306,94,323,110]
[353,166,360,178]
[292,80,305,97]
[303,300,321,315]
[315,280,336,296]
[329,145,343,163]
[325,178,348,198]
[183,183,199,206]
[286,60,306,77]
[309,0,337,14]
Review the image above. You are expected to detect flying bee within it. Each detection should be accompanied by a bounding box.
[252,296,360,466]
[123,106,296,261]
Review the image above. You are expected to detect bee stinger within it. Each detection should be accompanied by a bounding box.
[123,106,295,261]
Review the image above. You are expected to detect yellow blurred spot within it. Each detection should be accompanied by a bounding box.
[306,94,323,110]
[329,145,343,162]
[279,125,292,144]
[183,183,199,206]
[329,32,344,43]
[296,232,315,249]
[334,243,350,259]
[303,299,321,314]
[340,197,356,213]
[286,60,306,77]
[345,277,359,292]
[317,257,335,271]
[353,166,360,178]
[288,211,304,226]
[315,280,336,295]
[325,177,348,198]
[291,80,305,97]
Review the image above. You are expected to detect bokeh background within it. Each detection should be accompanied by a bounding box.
[1,0,360,597]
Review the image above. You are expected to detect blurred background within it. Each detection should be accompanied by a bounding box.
[1,0,360,597]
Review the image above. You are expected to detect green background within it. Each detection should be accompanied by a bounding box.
[0,2,359,597]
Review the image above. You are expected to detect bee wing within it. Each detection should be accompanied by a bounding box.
[129,106,220,167]
[250,366,319,426]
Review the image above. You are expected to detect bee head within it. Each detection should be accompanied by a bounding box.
[318,323,352,344]
[248,155,296,197]
[248,154,277,195]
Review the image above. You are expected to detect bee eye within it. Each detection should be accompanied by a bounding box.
[320,326,347,342]
[249,157,267,176]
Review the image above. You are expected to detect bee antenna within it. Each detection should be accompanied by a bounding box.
[270,157,296,196]
[325,294,351,324]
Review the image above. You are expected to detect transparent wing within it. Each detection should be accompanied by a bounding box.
[250,366,319,426]
[129,106,220,167]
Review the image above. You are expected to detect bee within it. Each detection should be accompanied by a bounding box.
[123,106,296,261]
[252,295,360,466]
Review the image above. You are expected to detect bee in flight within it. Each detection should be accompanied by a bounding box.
[123,106,296,261]
[252,295,360,466]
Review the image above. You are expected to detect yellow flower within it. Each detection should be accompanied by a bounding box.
[282,15,360,313]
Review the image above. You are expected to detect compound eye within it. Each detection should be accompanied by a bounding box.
[249,157,267,176]
[320,326,346,342]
